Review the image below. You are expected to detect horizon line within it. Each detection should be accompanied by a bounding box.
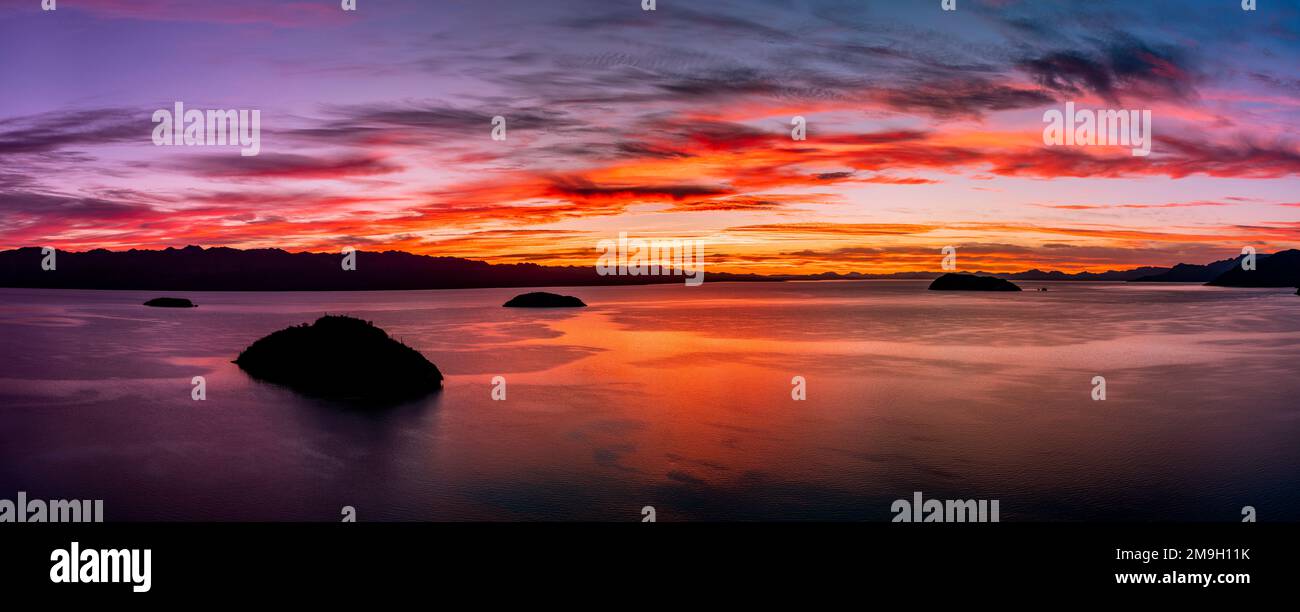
[5,243,1287,279]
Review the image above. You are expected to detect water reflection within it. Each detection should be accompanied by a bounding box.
[1,282,1297,521]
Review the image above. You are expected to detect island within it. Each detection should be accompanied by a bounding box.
[143,297,197,308]
[502,292,587,308]
[234,315,443,403]
[928,273,1022,292]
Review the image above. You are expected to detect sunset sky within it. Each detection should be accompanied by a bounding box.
[1,0,1298,274]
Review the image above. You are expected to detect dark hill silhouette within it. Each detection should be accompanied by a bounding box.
[928,273,1021,291]
[997,267,1165,281]
[503,292,586,307]
[234,315,442,403]
[10,245,1298,290]
[0,246,767,291]
[1207,249,1300,287]
[1131,255,1244,282]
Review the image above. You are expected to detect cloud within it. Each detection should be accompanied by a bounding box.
[290,102,589,147]
[0,190,154,223]
[872,78,1054,118]
[1,0,1296,274]
[0,108,144,155]
[562,5,794,41]
[175,153,403,180]
[1037,201,1241,210]
[1017,40,1198,104]
[544,176,733,202]
[728,223,938,237]
[0,0,349,27]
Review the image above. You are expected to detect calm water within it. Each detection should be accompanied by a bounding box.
[1,281,1297,521]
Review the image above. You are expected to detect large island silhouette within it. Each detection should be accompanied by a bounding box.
[235,315,443,403]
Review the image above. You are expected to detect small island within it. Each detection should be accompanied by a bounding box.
[928,273,1022,292]
[502,292,587,308]
[143,297,197,308]
[234,315,442,403]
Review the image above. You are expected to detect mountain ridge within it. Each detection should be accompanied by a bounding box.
[1207,249,1300,287]
[1,245,1294,291]
[1130,255,1246,283]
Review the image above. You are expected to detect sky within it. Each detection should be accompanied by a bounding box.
[1,0,1298,274]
